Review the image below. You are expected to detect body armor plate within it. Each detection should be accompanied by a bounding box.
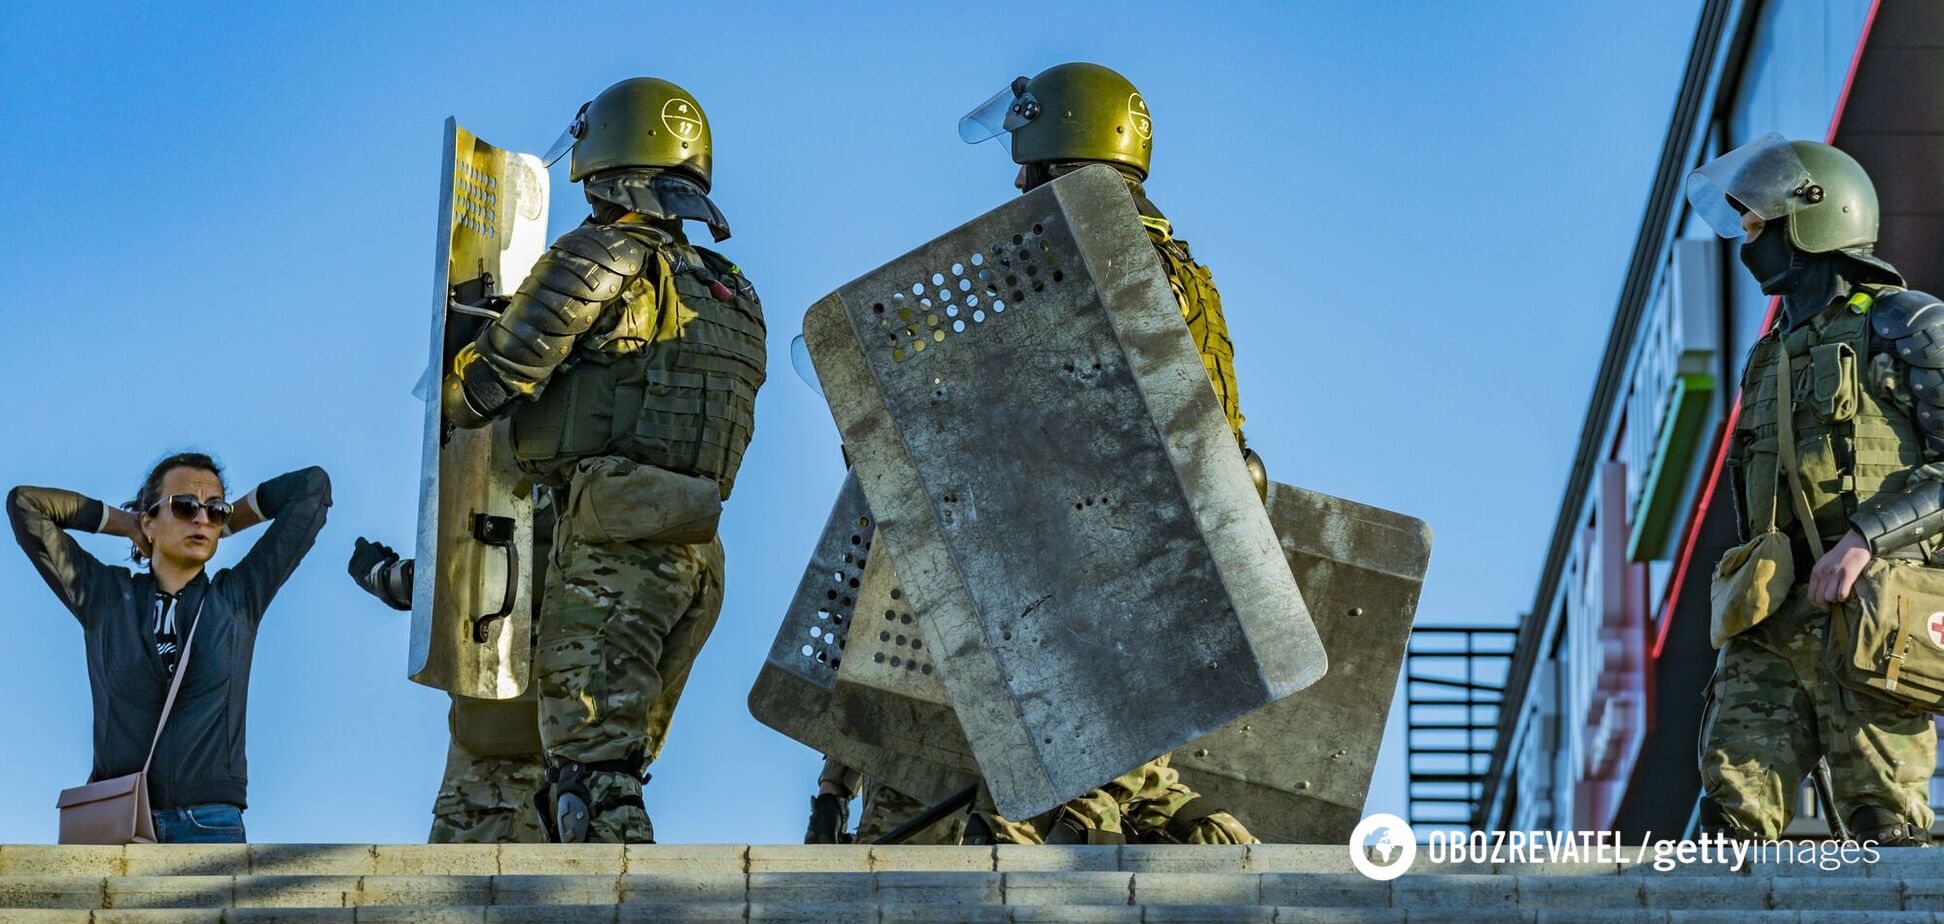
[800,165,1325,819]
[409,119,549,698]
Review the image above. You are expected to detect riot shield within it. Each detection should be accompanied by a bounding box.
[746,472,978,805]
[408,119,550,699]
[1171,482,1429,843]
[801,164,1326,820]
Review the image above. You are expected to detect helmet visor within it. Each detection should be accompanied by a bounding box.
[1684,132,1814,238]
[541,103,589,168]
[791,334,823,396]
[958,78,1034,144]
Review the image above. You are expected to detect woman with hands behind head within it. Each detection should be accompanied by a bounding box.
[7,452,330,843]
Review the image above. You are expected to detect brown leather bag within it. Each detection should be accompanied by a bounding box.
[57,598,202,845]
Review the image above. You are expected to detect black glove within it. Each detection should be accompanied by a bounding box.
[805,792,850,844]
[349,537,412,610]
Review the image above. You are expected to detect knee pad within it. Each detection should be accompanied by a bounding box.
[536,757,646,843]
[1045,810,1124,846]
[1849,806,1930,847]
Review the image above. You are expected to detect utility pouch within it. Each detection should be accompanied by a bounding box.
[565,456,722,545]
[1810,342,1858,422]
[1709,530,1795,649]
[1713,342,1811,648]
[1834,559,1944,713]
[449,692,544,759]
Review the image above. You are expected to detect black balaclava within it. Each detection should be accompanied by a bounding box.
[1743,214,1868,330]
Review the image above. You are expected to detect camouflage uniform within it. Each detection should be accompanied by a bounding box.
[1701,586,1936,837]
[815,756,963,845]
[429,736,547,844]
[534,512,728,842]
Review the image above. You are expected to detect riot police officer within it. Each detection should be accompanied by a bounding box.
[1689,134,1937,845]
[956,62,1257,846]
[443,77,766,843]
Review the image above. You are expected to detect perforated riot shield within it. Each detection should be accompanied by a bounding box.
[801,164,1325,820]
[746,472,977,805]
[409,119,550,699]
[1171,482,1429,843]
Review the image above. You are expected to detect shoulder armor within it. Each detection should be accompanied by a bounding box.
[1870,288,1941,340]
[1881,290,1944,371]
[550,223,651,278]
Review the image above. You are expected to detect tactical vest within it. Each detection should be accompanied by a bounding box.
[1732,288,1929,558]
[511,228,766,498]
[1148,226,1245,438]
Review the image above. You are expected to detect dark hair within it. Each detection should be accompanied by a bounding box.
[123,452,226,564]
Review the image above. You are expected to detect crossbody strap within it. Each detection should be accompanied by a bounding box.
[1775,340,1827,560]
[143,593,205,775]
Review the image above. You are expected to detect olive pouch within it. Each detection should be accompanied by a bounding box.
[565,456,722,545]
[1810,342,1857,422]
[1709,529,1795,649]
[1834,559,1944,712]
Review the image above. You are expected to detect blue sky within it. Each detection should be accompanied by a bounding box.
[0,0,1700,843]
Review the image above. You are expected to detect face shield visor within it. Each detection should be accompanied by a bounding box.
[1684,132,1818,238]
[791,334,823,396]
[540,102,591,168]
[958,76,1038,145]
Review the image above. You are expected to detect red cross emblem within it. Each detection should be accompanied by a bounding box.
[1929,612,1944,649]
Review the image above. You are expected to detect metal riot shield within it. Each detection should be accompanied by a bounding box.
[801,164,1326,820]
[408,119,550,699]
[1172,482,1429,843]
[746,472,977,804]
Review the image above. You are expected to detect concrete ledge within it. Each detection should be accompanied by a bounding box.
[249,847,374,877]
[355,875,492,907]
[1257,872,1387,907]
[747,845,870,873]
[994,846,1117,872]
[103,875,234,909]
[624,845,746,876]
[370,845,497,877]
[487,873,620,906]
[746,870,873,904]
[1119,845,1248,874]
[1000,871,1132,906]
[495,846,624,877]
[874,870,1002,904]
[870,845,993,872]
[615,872,743,904]
[232,875,359,908]
[1130,871,1259,906]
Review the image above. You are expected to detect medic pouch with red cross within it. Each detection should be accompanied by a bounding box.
[1837,557,1944,712]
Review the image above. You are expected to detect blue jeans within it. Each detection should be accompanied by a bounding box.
[152,803,246,844]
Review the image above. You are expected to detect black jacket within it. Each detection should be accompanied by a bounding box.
[7,467,331,810]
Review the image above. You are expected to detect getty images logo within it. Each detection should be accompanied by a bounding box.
[1349,813,1417,881]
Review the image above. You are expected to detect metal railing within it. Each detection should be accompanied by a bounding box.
[1405,625,1519,835]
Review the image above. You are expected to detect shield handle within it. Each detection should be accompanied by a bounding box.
[469,512,519,643]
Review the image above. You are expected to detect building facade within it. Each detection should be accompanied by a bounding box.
[1476,0,1944,838]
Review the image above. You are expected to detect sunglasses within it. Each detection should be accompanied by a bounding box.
[146,494,233,527]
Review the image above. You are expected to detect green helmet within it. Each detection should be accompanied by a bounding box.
[549,77,713,190]
[1685,133,1878,253]
[959,62,1152,178]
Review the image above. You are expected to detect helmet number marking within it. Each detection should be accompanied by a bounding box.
[662,99,703,140]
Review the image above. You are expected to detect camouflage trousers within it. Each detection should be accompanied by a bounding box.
[428,737,546,844]
[982,755,1257,845]
[1700,586,1937,838]
[535,504,726,843]
[814,757,964,845]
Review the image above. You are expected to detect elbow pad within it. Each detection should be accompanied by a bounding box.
[1853,485,1944,557]
[475,224,649,392]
